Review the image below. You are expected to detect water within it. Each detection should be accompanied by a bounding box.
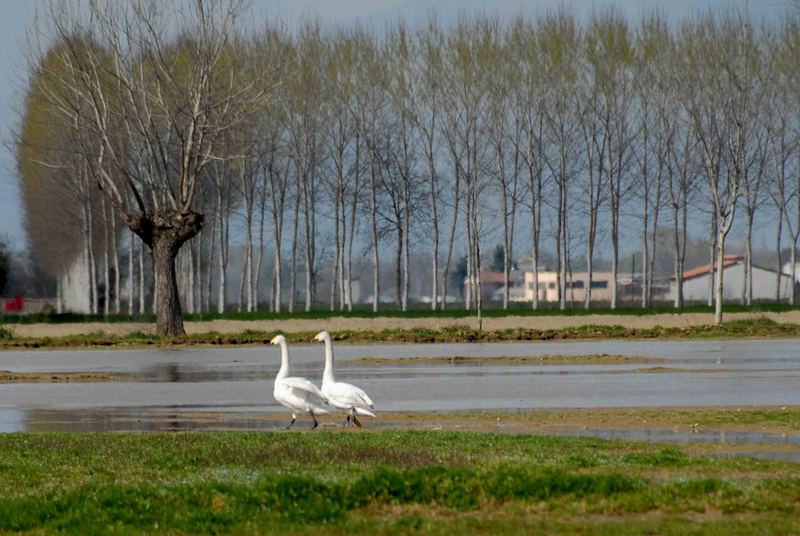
[2,339,800,453]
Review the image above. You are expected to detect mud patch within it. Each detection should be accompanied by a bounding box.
[0,371,131,383]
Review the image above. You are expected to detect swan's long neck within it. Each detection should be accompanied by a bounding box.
[276,341,289,381]
[322,337,335,384]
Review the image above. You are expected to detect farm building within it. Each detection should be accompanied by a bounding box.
[669,255,795,302]
[511,271,617,303]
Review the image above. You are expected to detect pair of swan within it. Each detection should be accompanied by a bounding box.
[271,330,375,430]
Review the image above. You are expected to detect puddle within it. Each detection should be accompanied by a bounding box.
[0,408,389,433]
[2,340,800,425]
[2,406,799,462]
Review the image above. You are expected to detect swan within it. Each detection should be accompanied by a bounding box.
[314,330,375,427]
[271,335,329,429]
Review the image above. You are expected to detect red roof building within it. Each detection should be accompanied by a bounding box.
[673,255,742,281]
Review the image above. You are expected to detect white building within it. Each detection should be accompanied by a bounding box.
[670,255,794,302]
[782,261,800,285]
[511,271,615,303]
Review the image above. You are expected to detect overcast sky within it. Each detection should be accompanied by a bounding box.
[0,0,790,250]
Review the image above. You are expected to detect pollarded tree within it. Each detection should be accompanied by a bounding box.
[28,0,270,335]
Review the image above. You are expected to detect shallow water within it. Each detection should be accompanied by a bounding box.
[1,339,800,437]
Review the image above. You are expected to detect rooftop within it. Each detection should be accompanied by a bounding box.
[677,255,742,281]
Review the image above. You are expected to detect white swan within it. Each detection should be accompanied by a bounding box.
[271,335,329,429]
[314,330,375,427]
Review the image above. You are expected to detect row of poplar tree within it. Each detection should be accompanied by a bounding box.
[18,3,800,327]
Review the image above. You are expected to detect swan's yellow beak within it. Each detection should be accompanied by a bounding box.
[269,336,278,345]
[313,333,321,342]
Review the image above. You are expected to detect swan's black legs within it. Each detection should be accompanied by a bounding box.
[352,415,362,428]
[345,415,351,427]
[312,415,319,429]
[286,417,296,430]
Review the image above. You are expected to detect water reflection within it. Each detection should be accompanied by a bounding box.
[11,408,361,432]
[0,408,25,433]
[2,407,799,462]
[2,340,800,436]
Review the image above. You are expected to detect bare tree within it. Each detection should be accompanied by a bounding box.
[678,14,756,324]
[540,11,583,310]
[409,19,444,310]
[29,0,269,334]
[486,27,520,309]
[767,21,800,304]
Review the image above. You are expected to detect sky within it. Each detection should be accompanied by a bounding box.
[0,0,790,251]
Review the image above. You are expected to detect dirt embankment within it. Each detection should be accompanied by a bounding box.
[5,311,800,339]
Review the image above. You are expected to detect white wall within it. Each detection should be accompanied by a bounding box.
[670,262,793,302]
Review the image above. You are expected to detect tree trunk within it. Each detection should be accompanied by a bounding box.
[714,232,726,325]
[289,179,300,313]
[402,196,410,312]
[124,211,203,336]
[708,212,717,307]
[205,209,216,314]
[186,243,195,314]
[85,197,97,315]
[271,210,283,313]
[647,174,662,307]
[501,175,510,310]
[396,227,403,311]
[245,201,254,313]
[194,233,202,313]
[216,188,228,314]
[679,191,688,307]
[641,186,649,309]
[610,201,619,310]
[138,240,145,315]
[331,187,341,312]
[529,156,541,311]
[128,231,135,315]
[558,164,567,311]
[369,158,380,312]
[428,155,439,311]
[744,213,753,306]
[441,163,461,310]
[302,172,315,312]
[346,138,360,312]
[791,245,797,307]
[102,201,110,316]
[112,213,120,314]
[254,188,266,312]
[775,207,783,302]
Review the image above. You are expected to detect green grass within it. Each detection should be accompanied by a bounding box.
[4,317,800,349]
[0,431,799,534]
[2,301,799,324]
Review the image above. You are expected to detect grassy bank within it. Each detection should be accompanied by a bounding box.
[2,302,800,324]
[0,431,798,534]
[2,317,800,349]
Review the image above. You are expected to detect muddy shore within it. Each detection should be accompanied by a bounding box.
[6,310,800,338]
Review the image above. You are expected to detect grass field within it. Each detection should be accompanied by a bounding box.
[2,302,800,324]
[0,430,798,534]
[3,317,800,349]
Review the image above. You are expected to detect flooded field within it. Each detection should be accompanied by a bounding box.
[2,338,800,457]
